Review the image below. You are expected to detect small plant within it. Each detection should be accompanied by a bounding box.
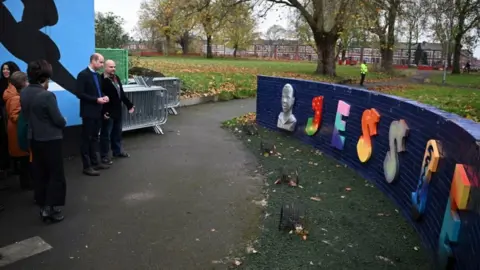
[260,140,276,156]
[274,167,300,187]
[221,112,256,128]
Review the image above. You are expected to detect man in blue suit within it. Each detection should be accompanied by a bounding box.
[76,53,110,176]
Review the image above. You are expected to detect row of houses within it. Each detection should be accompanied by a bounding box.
[125,39,476,66]
[202,41,475,66]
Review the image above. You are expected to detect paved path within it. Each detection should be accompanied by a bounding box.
[0,99,261,270]
[360,70,434,89]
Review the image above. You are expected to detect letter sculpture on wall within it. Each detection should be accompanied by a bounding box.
[411,140,442,220]
[277,84,297,132]
[383,120,409,183]
[305,96,324,136]
[331,100,351,150]
[438,164,480,269]
[357,109,381,163]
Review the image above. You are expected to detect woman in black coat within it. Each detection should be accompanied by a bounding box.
[0,61,20,186]
[21,59,67,223]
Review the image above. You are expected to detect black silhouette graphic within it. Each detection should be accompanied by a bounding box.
[0,0,76,92]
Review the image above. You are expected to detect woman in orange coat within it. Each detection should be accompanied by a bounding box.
[3,71,31,190]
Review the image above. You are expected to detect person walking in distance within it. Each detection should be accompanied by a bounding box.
[100,60,134,164]
[20,60,67,223]
[360,60,368,87]
[76,53,110,176]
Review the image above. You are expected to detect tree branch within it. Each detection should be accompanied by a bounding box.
[267,0,316,27]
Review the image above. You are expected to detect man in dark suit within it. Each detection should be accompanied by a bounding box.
[76,53,110,176]
[100,60,134,164]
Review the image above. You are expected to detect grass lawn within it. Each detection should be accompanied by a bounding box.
[134,56,411,98]
[372,84,480,121]
[429,71,480,88]
[222,117,431,269]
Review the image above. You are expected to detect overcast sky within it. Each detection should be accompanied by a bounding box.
[95,0,480,58]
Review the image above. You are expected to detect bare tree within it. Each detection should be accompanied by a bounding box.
[450,0,480,73]
[399,0,428,65]
[257,0,360,76]
[264,24,287,57]
[362,0,403,71]
[264,24,287,44]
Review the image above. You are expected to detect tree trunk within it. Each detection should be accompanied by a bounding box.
[451,8,466,73]
[314,32,337,76]
[360,47,364,62]
[383,11,396,72]
[379,37,388,69]
[165,36,171,56]
[452,33,463,74]
[206,35,213,59]
[448,49,452,68]
[179,31,190,55]
[233,45,238,58]
[407,30,413,65]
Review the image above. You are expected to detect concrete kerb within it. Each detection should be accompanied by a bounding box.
[179,95,219,107]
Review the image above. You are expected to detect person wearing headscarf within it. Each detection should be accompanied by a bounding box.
[3,71,32,190]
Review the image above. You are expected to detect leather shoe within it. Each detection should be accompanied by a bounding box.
[40,206,64,223]
[113,152,130,158]
[83,167,100,176]
[94,163,110,170]
[101,158,113,165]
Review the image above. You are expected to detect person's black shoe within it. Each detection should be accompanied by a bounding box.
[113,152,130,158]
[83,167,100,176]
[20,179,33,190]
[0,181,10,191]
[101,158,113,165]
[94,163,110,170]
[52,206,62,213]
[40,206,64,223]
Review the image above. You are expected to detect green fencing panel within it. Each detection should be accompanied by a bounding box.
[95,48,129,84]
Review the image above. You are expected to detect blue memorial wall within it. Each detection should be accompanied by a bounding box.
[256,75,480,270]
[1,0,95,126]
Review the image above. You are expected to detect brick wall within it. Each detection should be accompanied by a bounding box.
[256,75,480,270]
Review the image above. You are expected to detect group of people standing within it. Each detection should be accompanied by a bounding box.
[0,53,134,224]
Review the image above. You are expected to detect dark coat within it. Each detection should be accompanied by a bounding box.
[20,84,66,142]
[75,67,105,119]
[101,74,133,119]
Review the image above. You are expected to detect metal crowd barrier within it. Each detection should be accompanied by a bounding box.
[128,76,181,115]
[122,79,168,134]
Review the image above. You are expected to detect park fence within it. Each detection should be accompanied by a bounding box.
[122,78,168,134]
[150,77,181,114]
[128,76,181,115]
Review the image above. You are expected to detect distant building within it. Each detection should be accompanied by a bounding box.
[123,40,149,51]
[344,42,473,66]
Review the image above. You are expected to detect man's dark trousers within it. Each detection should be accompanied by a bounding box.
[100,117,123,159]
[81,118,102,169]
[360,73,366,86]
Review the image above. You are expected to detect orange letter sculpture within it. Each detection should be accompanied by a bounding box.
[356,109,381,163]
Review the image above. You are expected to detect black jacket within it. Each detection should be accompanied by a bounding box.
[101,73,133,119]
[75,67,105,119]
[20,84,66,141]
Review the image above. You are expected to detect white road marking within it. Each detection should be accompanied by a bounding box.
[0,236,52,267]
